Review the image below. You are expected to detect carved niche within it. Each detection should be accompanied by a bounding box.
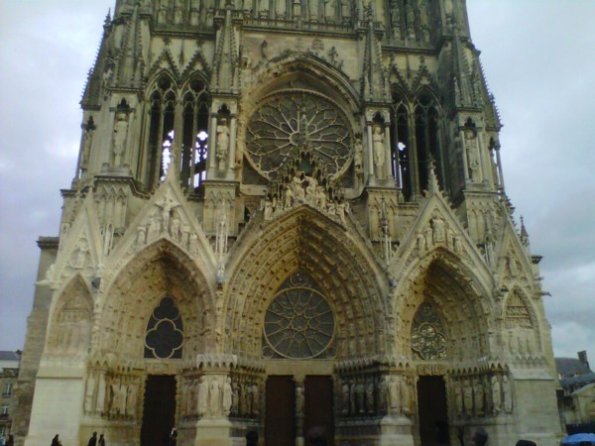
[411,302,447,360]
[246,91,352,181]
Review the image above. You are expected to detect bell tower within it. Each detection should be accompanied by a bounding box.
[15,1,563,445]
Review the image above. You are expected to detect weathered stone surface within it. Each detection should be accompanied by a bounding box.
[17,1,562,445]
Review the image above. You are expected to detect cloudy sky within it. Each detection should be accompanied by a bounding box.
[1,1,594,363]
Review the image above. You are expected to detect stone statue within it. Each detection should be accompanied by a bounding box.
[432,216,446,243]
[372,126,385,178]
[355,378,365,414]
[305,175,318,201]
[198,376,208,416]
[216,118,230,174]
[463,378,473,416]
[250,382,260,416]
[454,380,463,417]
[465,128,480,181]
[112,111,129,167]
[222,377,233,415]
[291,173,306,202]
[491,375,501,414]
[365,377,375,414]
[295,383,304,415]
[474,377,484,416]
[341,380,350,415]
[388,376,400,413]
[354,138,364,179]
[209,376,221,415]
[502,375,513,413]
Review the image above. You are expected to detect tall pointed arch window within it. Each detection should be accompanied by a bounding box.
[144,297,184,359]
[414,92,441,191]
[146,75,177,188]
[181,77,210,190]
[390,92,412,199]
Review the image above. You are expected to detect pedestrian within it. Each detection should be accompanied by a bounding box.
[472,428,488,446]
[245,431,258,446]
[98,433,106,446]
[88,432,98,446]
[5,434,14,446]
[168,427,177,446]
[51,434,62,446]
[516,441,537,446]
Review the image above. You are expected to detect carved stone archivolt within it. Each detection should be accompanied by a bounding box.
[245,90,352,180]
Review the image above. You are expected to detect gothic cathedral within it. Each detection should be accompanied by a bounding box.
[15,0,562,445]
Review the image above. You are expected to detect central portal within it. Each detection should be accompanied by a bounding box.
[141,375,176,446]
[417,376,449,446]
[265,375,334,446]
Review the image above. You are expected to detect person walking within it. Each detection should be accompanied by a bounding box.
[98,433,106,446]
[87,432,98,446]
[50,434,62,446]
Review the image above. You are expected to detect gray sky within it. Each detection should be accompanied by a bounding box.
[1,1,594,363]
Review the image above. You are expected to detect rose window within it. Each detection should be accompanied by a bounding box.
[264,286,335,359]
[246,91,352,179]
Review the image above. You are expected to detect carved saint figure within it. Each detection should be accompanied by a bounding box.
[222,377,233,415]
[341,380,350,415]
[198,376,208,416]
[354,138,364,179]
[112,111,129,167]
[216,118,230,173]
[295,383,304,416]
[491,375,501,414]
[465,127,480,182]
[372,126,385,177]
[365,377,375,414]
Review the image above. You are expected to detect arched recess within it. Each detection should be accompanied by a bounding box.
[223,206,389,359]
[98,239,216,360]
[46,275,93,357]
[502,288,542,357]
[394,248,493,361]
[238,55,361,187]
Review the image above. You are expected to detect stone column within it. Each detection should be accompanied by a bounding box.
[207,113,218,178]
[227,116,237,180]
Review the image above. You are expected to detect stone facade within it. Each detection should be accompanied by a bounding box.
[16,0,563,445]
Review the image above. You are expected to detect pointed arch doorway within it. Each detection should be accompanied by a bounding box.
[141,375,176,446]
[417,375,449,446]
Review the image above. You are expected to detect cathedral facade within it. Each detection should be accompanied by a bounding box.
[15,0,563,445]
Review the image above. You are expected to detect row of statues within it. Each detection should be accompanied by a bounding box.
[339,374,413,417]
[416,216,464,254]
[84,371,140,420]
[452,374,513,418]
[180,374,261,419]
[264,171,349,223]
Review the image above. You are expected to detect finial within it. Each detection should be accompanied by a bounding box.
[427,157,440,195]
[520,216,530,247]
[104,9,112,27]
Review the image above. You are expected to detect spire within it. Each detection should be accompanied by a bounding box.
[361,3,387,102]
[520,216,530,248]
[114,3,145,89]
[450,26,475,109]
[211,5,240,93]
[81,10,112,109]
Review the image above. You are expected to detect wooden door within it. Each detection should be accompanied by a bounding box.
[266,376,296,446]
[304,375,334,446]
